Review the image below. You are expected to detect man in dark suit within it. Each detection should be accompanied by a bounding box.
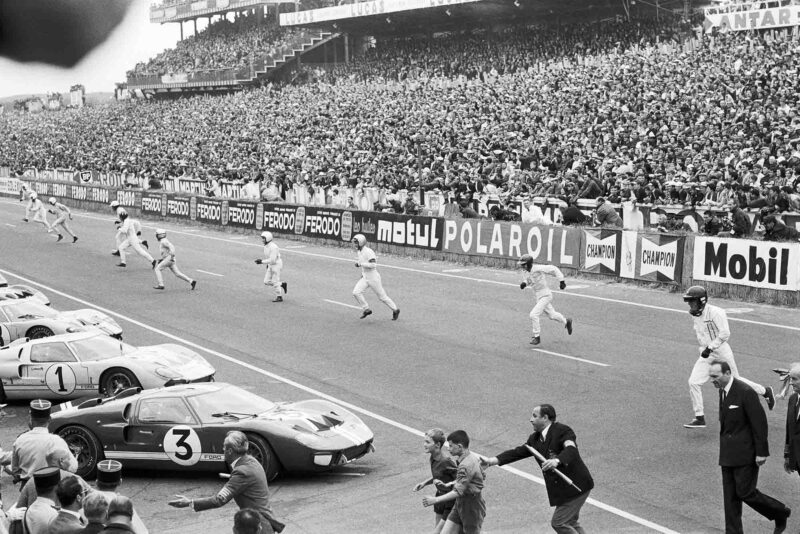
[168,431,284,533]
[48,476,86,533]
[709,360,791,534]
[783,364,800,479]
[482,405,594,533]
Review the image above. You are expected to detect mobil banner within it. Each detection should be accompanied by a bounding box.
[141,192,165,216]
[442,219,581,267]
[196,197,222,225]
[693,236,800,290]
[165,194,191,220]
[619,232,684,283]
[581,229,620,275]
[225,200,257,229]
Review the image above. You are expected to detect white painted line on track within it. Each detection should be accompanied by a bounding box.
[533,348,610,367]
[0,267,677,533]
[324,299,361,310]
[442,268,470,273]
[284,245,307,249]
[4,223,15,227]
[8,204,799,333]
[196,269,224,277]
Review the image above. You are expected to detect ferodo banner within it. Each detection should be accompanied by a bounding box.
[141,192,163,216]
[262,204,298,235]
[196,197,223,225]
[165,194,191,220]
[442,219,580,267]
[295,206,346,240]
[0,177,21,195]
[226,200,257,229]
[581,229,620,275]
[693,236,800,290]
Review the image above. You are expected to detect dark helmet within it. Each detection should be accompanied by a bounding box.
[682,285,707,316]
[517,254,533,271]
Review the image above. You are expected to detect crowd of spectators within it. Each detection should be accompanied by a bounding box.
[4,17,800,235]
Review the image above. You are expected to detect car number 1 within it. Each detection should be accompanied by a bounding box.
[164,426,202,466]
[45,364,77,395]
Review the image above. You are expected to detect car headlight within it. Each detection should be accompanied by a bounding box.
[155,367,182,380]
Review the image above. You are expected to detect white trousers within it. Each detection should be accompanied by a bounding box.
[119,238,154,264]
[688,344,765,416]
[51,215,76,237]
[155,258,192,286]
[530,295,566,336]
[263,264,283,297]
[31,207,48,227]
[353,273,397,311]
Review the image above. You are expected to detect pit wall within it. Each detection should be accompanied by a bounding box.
[3,177,798,307]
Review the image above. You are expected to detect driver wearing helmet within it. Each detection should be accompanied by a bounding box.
[254,232,286,302]
[516,254,573,346]
[682,285,774,429]
[153,229,196,291]
[351,234,400,320]
[46,197,78,243]
[115,209,156,269]
[110,201,148,256]
[22,191,51,231]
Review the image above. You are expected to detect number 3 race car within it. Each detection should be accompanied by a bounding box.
[0,296,123,345]
[48,382,375,480]
[0,331,215,401]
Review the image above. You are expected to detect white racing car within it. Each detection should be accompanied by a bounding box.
[0,273,50,305]
[0,331,216,401]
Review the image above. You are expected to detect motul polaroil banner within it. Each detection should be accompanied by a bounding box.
[693,236,800,290]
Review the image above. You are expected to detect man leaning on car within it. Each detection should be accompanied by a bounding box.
[168,431,285,533]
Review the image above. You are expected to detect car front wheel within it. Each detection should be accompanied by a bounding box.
[59,425,103,479]
[246,433,281,481]
[101,368,140,396]
[26,326,54,339]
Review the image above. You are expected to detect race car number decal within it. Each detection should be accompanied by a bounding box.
[45,365,76,395]
[164,426,202,466]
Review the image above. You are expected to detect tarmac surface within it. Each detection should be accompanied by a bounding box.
[1,198,800,533]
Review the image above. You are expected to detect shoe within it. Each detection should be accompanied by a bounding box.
[281,282,287,294]
[273,296,283,302]
[565,318,573,335]
[142,240,149,250]
[151,259,157,269]
[360,309,373,319]
[190,280,197,290]
[530,336,541,345]
[154,285,165,290]
[111,251,120,256]
[773,510,789,534]
[116,263,127,268]
[56,234,63,242]
[683,416,706,429]
[72,236,78,243]
[22,218,28,222]
[392,308,400,321]
[764,386,776,411]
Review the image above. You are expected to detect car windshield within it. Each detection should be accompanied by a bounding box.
[68,335,136,362]
[2,300,57,319]
[187,387,276,424]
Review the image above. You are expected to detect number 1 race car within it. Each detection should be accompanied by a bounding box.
[0,331,215,401]
[49,382,375,480]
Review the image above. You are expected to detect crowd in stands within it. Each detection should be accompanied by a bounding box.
[4,17,800,235]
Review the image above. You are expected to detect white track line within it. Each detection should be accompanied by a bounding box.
[196,269,224,277]
[324,299,361,310]
[4,223,15,227]
[533,348,609,367]
[0,267,678,534]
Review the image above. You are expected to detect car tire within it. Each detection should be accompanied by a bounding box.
[101,368,140,396]
[26,325,54,339]
[246,433,281,481]
[0,381,6,403]
[59,425,104,479]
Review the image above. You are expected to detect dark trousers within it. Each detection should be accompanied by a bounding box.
[721,464,789,534]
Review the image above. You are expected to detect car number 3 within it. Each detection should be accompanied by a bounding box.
[163,426,202,466]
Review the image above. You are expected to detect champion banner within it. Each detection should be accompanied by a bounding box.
[581,229,621,275]
[692,236,800,291]
[442,219,581,267]
[638,234,684,283]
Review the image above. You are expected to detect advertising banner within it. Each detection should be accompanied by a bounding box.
[0,177,21,195]
[442,219,581,267]
[141,192,165,216]
[280,0,482,25]
[116,189,138,208]
[165,194,191,220]
[195,197,223,225]
[225,200,257,229]
[703,6,799,33]
[638,233,684,283]
[297,206,347,240]
[261,204,301,235]
[692,236,800,291]
[581,229,621,275]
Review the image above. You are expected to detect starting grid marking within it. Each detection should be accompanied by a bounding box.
[196,269,224,277]
[533,348,609,367]
[324,299,362,310]
[0,267,677,534]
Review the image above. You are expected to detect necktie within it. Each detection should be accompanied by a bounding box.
[721,390,727,404]
[796,395,800,421]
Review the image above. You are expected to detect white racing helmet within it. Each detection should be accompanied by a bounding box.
[30,191,38,200]
[352,234,366,248]
[155,228,167,240]
[48,197,57,205]
[110,200,120,209]
[261,231,273,244]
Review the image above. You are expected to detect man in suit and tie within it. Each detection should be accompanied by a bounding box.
[784,363,800,477]
[48,476,85,533]
[709,360,791,534]
[481,405,594,533]
[168,431,285,533]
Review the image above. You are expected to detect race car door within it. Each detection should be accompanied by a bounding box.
[16,340,91,398]
[117,396,218,470]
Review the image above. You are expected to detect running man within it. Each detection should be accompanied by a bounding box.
[110,201,148,256]
[116,209,156,269]
[153,229,196,291]
[254,231,286,302]
[47,197,78,243]
[352,234,400,320]
[517,254,572,345]
[23,192,51,231]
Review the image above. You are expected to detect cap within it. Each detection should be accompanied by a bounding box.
[33,466,60,491]
[30,399,52,418]
[96,459,123,486]
[107,496,134,518]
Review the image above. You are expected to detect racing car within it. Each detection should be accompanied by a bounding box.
[0,331,215,402]
[49,382,375,480]
[0,296,123,344]
[0,273,50,305]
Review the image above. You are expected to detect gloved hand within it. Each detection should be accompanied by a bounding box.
[254,259,263,265]
[520,282,527,290]
[701,347,712,358]
[114,220,121,226]
[559,281,566,290]
[355,262,360,268]
[69,214,73,220]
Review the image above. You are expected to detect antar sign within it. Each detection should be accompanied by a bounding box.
[693,237,800,290]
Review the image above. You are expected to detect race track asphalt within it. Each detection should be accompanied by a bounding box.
[1,198,799,534]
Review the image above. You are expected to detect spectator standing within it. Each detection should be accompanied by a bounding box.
[517,254,572,346]
[682,286,774,429]
[762,215,800,242]
[729,200,752,238]
[79,492,110,534]
[351,234,400,320]
[168,431,285,534]
[422,430,486,534]
[594,197,622,228]
[561,199,587,226]
[11,400,77,485]
[17,449,90,508]
[24,467,61,534]
[783,363,800,482]
[254,231,286,302]
[708,360,791,534]
[413,429,458,534]
[482,404,594,534]
[153,229,196,291]
[48,476,87,534]
[93,460,149,534]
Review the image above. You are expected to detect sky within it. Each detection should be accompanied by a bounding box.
[0,1,187,98]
